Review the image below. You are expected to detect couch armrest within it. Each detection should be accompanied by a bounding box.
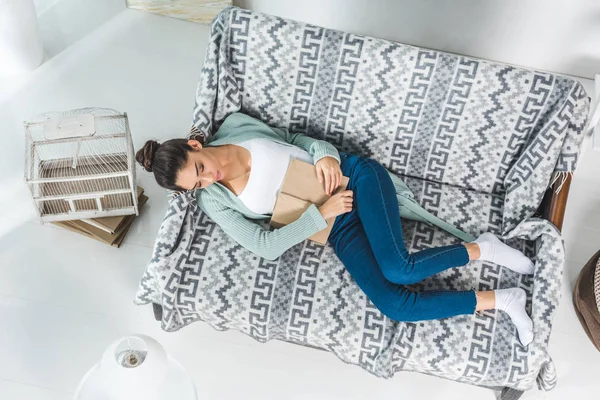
[537,174,572,232]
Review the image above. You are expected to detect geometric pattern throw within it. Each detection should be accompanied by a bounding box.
[136,7,590,399]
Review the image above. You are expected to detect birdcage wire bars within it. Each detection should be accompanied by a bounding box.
[24,108,139,223]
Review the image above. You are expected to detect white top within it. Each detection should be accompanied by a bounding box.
[235,138,314,215]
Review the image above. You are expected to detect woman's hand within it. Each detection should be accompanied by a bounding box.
[315,156,342,195]
[318,190,353,220]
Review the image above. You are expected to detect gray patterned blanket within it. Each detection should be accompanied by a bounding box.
[135,7,590,398]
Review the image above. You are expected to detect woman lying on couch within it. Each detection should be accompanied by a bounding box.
[137,112,535,346]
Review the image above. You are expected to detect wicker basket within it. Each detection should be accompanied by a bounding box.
[574,250,600,351]
[595,256,600,312]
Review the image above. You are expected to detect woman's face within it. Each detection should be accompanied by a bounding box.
[175,140,224,191]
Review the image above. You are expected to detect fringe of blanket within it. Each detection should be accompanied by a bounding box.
[548,170,572,194]
[547,75,598,195]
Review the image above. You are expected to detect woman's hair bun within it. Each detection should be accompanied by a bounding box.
[136,140,160,172]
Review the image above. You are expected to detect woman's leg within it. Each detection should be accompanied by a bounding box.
[475,289,534,345]
[330,154,533,345]
[329,213,477,322]
[329,219,533,344]
[351,158,471,285]
[352,157,534,278]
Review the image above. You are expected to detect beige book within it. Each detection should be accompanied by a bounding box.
[270,159,349,245]
[52,194,148,248]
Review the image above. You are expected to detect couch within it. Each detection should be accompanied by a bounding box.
[135,7,590,399]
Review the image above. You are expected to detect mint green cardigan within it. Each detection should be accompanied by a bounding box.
[196,113,474,261]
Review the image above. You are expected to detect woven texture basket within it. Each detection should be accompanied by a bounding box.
[595,257,600,312]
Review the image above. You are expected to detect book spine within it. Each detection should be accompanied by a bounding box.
[79,218,115,234]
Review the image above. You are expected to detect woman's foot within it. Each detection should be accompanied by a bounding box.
[494,288,534,346]
[473,232,535,275]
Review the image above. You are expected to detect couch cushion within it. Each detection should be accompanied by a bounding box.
[135,187,564,393]
[193,8,589,199]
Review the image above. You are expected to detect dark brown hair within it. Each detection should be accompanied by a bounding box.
[136,135,205,191]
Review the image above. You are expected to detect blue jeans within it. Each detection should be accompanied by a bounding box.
[328,153,477,321]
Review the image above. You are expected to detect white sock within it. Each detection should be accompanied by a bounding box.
[474,232,534,275]
[494,288,534,346]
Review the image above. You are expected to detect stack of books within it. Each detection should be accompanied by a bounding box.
[52,186,148,248]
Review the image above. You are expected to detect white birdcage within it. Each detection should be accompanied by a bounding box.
[24,108,138,223]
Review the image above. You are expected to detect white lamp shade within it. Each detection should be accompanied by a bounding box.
[75,335,197,400]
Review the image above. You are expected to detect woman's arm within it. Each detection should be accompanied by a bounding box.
[220,113,341,164]
[197,194,328,261]
[270,125,341,165]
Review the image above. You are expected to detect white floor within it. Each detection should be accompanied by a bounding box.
[1,8,599,400]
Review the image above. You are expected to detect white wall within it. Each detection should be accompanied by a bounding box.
[33,0,125,59]
[235,0,600,79]
[0,0,125,103]
[33,0,63,15]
